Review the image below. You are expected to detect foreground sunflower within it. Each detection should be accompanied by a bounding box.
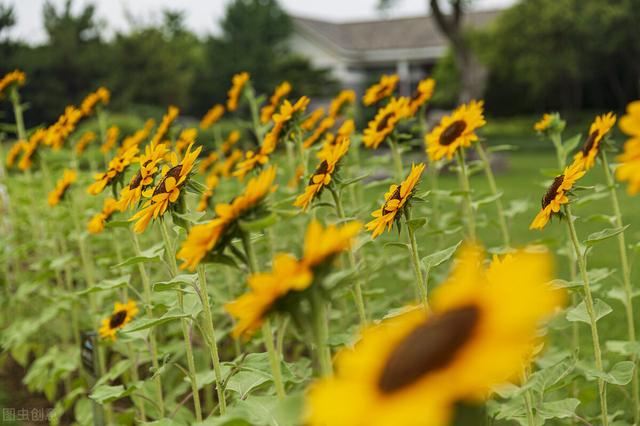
[87,145,139,195]
[47,169,77,206]
[225,253,312,339]
[306,245,563,426]
[177,166,276,270]
[294,136,350,210]
[88,197,120,234]
[363,74,399,106]
[426,100,486,161]
[406,78,435,116]
[99,300,139,341]
[227,72,250,111]
[130,143,201,233]
[200,104,225,129]
[362,98,410,149]
[260,81,292,123]
[366,163,426,238]
[573,112,616,170]
[530,160,585,230]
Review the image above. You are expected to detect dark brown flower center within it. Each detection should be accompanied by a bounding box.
[542,175,565,209]
[376,113,394,132]
[309,160,330,185]
[581,130,599,156]
[439,120,467,146]
[382,184,403,215]
[378,305,480,394]
[153,165,183,196]
[109,310,128,329]
[129,171,143,190]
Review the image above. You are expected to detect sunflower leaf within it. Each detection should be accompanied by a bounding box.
[112,242,164,268]
[422,241,462,270]
[339,173,370,188]
[407,218,427,232]
[566,299,612,323]
[76,275,130,295]
[584,225,629,246]
[153,274,198,292]
[239,213,278,232]
[538,398,580,420]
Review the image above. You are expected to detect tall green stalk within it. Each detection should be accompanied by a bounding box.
[388,137,404,181]
[456,149,476,241]
[9,87,27,141]
[565,205,608,426]
[475,143,510,248]
[404,209,428,309]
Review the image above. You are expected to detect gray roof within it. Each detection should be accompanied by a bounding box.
[293,10,501,52]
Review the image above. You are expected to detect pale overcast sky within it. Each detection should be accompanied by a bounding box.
[7,0,515,44]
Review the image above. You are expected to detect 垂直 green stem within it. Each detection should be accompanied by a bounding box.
[564,204,608,426]
[600,149,638,422]
[404,209,428,309]
[476,142,510,248]
[160,219,202,422]
[456,149,476,241]
[9,87,26,142]
[310,287,332,377]
[388,137,404,181]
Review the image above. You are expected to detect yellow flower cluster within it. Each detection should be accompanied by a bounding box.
[260,81,292,123]
[200,104,225,129]
[87,145,139,195]
[362,97,409,149]
[88,197,119,234]
[80,87,110,116]
[47,169,77,206]
[44,106,84,150]
[0,70,26,97]
[616,101,640,195]
[363,74,398,106]
[227,72,250,111]
[75,131,97,155]
[328,90,355,119]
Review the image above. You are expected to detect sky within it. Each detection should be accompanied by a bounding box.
[7,0,515,44]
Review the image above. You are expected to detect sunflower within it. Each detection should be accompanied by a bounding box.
[18,129,46,171]
[221,130,241,154]
[0,70,26,97]
[130,143,201,233]
[200,104,225,129]
[225,253,312,339]
[98,300,139,341]
[118,119,155,155]
[44,106,84,150]
[306,245,562,426]
[100,125,120,154]
[47,169,78,206]
[615,138,640,195]
[407,78,435,117]
[530,160,585,230]
[425,100,486,161]
[88,197,120,234]
[117,142,168,210]
[294,136,350,210]
[362,98,410,149]
[199,151,219,174]
[216,149,243,177]
[88,145,139,196]
[363,74,399,107]
[619,100,640,138]
[317,120,355,159]
[175,128,198,158]
[177,166,277,270]
[261,81,292,124]
[6,140,26,168]
[303,116,335,149]
[197,172,220,212]
[75,131,96,156]
[287,164,305,189]
[573,112,616,170]
[366,163,426,239]
[302,108,325,131]
[80,87,110,116]
[150,106,179,147]
[227,72,250,112]
[329,90,356,119]
[534,113,553,133]
[301,220,362,269]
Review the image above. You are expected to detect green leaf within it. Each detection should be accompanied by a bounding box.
[76,275,130,295]
[122,310,190,333]
[585,225,629,246]
[226,370,271,399]
[339,173,370,187]
[538,398,580,420]
[89,383,139,404]
[113,242,164,268]
[566,299,612,323]
[95,360,133,388]
[153,274,198,292]
[104,220,132,230]
[238,213,277,232]
[472,192,502,209]
[486,144,518,152]
[606,340,640,357]
[422,241,462,269]
[384,242,409,251]
[50,253,74,270]
[174,210,206,224]
[407,217,427,232]
[584,361,635,385]
[563,134,582,152]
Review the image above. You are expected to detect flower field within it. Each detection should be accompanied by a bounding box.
[2,69,640,425]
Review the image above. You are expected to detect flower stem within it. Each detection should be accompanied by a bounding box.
[160,219,202,422]
[475,142,510,248]
[245,86,263,143]
[404,209,428,309]
[9,87,26,141]
[388,137,404,181]
[328,186,368,326]
[600,149,638,422]
[197,264,227,414]
[310,287,332,377]
[129,230,165,416]
[521,368,536,426]
[550,133,565,169]
[456,149,476,241]
[564,204,608,426]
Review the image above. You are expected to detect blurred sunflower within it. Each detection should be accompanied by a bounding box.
[44,106,83,150]
[99,300,138,341]
[227,72,250,111]
[130,143,201,233]
[80,87,110,116]
[619,100,640,138]
[362,98,410,149]
[221,130,241,154]
[88,197,120,234]
[87,145,139,196]
[294,136,350,210]
[100,125,120,154]
[117,142,168,210]
[425,100,486,161]
[18,129,46,171]
[301,220,362,269]
[225,253,312,339]
[318,120,355,159]
[366,163,425,238]
[197,172,220,212]
[573,112,616,170]
[217,149,243,177]
[406,78,435,116]
[328,90,356,119]
[177,166,276,270]
[47,169,77,206]
[306,245,563,426]
[302,108,325,131]
[150,106,179,147]
[260,81,292,123]
[75,131,96,156]
[175,128,198,158]
[530,160,585,230]
[363,74,399,106]
[118,119,155,155]
[199,151,219,174]
[0,70,26,96]
[615,138,640,195]
[6,140,25,168]
[200,104,225,129]
[304,116,335,149]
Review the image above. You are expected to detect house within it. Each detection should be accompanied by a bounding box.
[290,10,501,96]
